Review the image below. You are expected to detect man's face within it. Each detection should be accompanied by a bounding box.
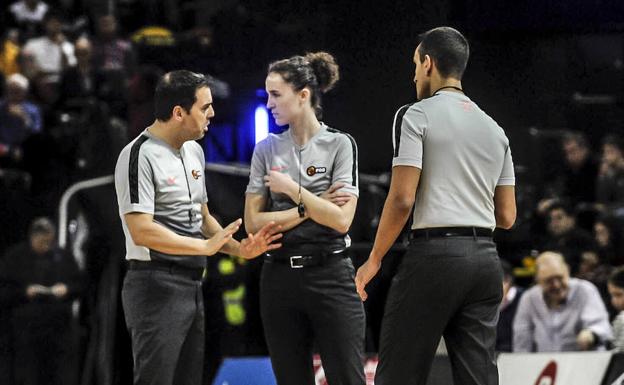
[603,144,623,167]
[97,15,117,38]
[6,82,27,103]
[181,86,214,141]
[45,18,62,36]
[30,232,55,255]
[548,208,574,236]
[563,140,587,168]
[609,283,624,311]
[413,46,430,100]
[537,262,570,304]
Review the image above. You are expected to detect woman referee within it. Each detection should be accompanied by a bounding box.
[244,52,365,385]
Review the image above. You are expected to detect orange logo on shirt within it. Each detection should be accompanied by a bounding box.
[191,170,201,180]
[306,166,326,176]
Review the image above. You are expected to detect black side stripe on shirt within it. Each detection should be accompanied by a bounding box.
[129,135,150,204]
[327,128,358,186]
[393,103,414,157]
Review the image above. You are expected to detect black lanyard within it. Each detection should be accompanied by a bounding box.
[432,85,464,96]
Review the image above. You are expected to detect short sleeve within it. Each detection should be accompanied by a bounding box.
[115,139,155,215]
[332,133,359,197]
[246,139,269,196]
[497,145,515,186]
[392,104,426,169]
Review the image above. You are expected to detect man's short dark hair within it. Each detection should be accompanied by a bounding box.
[418,26,469,79]
[548,201,573,217]
[154,70,209,122]
[603,134,624,153]
[562,131,589,149]
[29,217,55,237]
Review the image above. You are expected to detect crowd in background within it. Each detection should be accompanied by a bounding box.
[1,1,624,384]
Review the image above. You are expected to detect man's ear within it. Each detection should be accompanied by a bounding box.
[172,105,184,121]
[424,54,433,76]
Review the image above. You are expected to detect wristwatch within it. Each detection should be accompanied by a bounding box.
[298,200,305,218]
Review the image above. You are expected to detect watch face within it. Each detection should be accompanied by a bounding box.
[298,201,305,217]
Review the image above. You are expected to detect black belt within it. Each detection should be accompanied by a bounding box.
[264,250,347,268]
[410,227,492,239]
[128,260,204,281]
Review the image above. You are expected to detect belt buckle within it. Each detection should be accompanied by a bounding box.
[290,256,304,269]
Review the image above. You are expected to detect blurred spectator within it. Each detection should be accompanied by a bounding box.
[8,0,48,40]
[127,64,162,138]
[594,216,624,266]
[58,36,98,109]
[0,73,41,168]
[596,135,624,214]
[92,14,135,74]
[541,202,595,273]
[496,259,524,352]
[0,29,21,76]
[608,267,624,352]
[513,252,612,352]
[0,217,81,385]
[91,14,134,117]
[560,132,599,204]
[22,9,75,88]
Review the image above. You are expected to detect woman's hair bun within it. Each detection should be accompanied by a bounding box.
[305,51,339,93]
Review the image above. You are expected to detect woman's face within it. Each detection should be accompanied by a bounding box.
[265,72,307,127]
[595,222,610,247]
[609,282,624,311]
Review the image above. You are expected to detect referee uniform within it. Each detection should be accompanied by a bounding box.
[246,123,366,385]
[376,90,515,385]
[115,128,208,385]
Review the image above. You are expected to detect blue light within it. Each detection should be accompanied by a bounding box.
[254,105,269,144]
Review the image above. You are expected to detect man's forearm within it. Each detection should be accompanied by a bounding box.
[369,196,413,263]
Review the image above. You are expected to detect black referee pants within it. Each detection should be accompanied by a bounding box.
[260,256,366,385]
[375,237,503,385]
[122,269,205,385]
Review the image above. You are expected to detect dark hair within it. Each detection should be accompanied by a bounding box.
[548,201,573,217]
[500,259,514,281]
[154,70,209,122]
[609,266,624,288]
[43,9,64,24]
[417,26,469,79]
[603,134,624,153]
[268,51,339,119]
[562,131,589,149]
[29,217,55,236]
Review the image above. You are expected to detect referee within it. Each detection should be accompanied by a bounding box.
[115,70,281,385]
[356,27,516,385]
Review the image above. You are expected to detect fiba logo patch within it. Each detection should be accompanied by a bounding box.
[534,361,557,385]
[306,166,327,176]
[191,170,202,180]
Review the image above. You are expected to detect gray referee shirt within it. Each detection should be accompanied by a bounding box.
[246,123,358,255]
[114,129,208,269]
[392,91,515,231]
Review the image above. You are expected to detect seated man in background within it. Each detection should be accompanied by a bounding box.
[1,217,81,385]
[513,251,612,352]
[0,72,41,168]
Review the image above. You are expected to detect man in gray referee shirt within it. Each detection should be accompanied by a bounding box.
[356,27,516,385]
[115,70,281,385]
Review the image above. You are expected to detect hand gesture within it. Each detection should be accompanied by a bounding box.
[239,221,283,259]
[51,283,68,298]
[264,171,297,196]
[204,218,241,256]
[320,183,353,207]
[26,284,47,299]
[355,258,381,301]
[576,328,596,350]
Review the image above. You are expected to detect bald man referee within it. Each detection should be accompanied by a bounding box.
[356,27,516,385]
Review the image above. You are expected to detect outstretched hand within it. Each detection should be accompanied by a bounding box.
[239,221,283,259]
[204,218,242,256]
